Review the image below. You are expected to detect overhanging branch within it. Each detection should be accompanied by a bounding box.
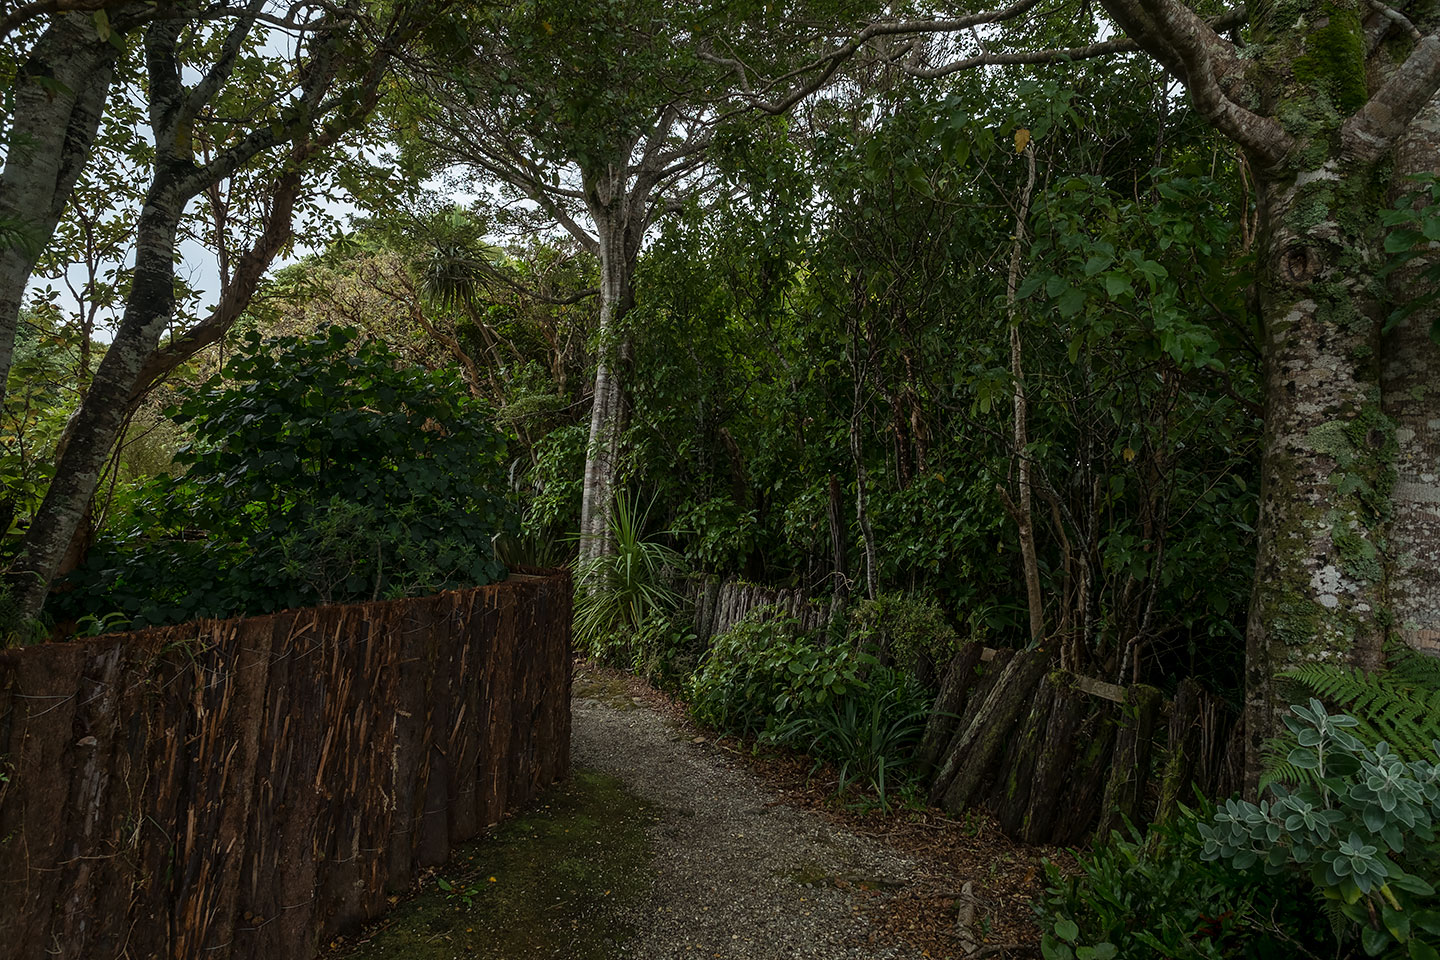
[1342,33,1440,162]
[740,0,1049,114]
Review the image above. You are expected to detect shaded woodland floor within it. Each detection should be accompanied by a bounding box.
[324,666,1056,959]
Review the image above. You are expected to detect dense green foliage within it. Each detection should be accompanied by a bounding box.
[1038,702,1440,960]
[1203,701,1440,959]
[58,329,514,627]
[687,611,868,738]
[685,608,932,802]
[607,72,1260,689]
[0,318,77,549]
[1037,804,1330,959]
[849,592,960,670]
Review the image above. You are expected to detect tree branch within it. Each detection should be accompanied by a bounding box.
[744,0,1048,114]
[0,0,120,41]
[1366,0,1422,41]
[182,0,268,126]
[131,168,303,395]
[137,4,407,390]
[1342,33,1440,162]
[1115,0,1293,166]
[903,35,1148,78]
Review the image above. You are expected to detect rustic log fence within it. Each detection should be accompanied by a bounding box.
[685,576,831,643]
[921,644,1243,845]
[684,576,1242,845]
[0,570,572,960]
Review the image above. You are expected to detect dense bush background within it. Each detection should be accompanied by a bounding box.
[56,329,515,627]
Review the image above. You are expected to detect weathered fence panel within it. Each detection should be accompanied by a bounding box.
[682,574,1243,845]
[686,576,831,643]
[0,571,572,960]
[924,642,1241,844]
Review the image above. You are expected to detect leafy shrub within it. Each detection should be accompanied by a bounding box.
[574,493,684,658]
[849,591,959,670]
[1282,645,1440,763]
[686,609,933,804]
[523,423,586,538]
[1037,803,1331,960]
[1201,699,1440,959]
[766,665,931,807]
[58,328,515,627]
[1380,173,1440,339]
[686,607,863,738]
[673,495,758,573]
[627,610,700,693]
[1040,699,1440,960]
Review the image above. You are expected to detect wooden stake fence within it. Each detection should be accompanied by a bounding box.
[687,577,830,643]
[0,571,572,960]
[922,644,1242,845]
[685,576,1243,844]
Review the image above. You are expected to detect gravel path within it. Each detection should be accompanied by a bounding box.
[572,682,928,960]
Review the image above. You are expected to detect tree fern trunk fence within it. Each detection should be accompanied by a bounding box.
[0,572,572,960]
[921,644,1242,845]
[678,575,1241,843]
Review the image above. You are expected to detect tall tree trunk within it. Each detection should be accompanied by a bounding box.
[0,14,118,402]
[1382,91,1440,655]
[1007,141,1043,644]
[1241,162,1390,788]
[578,203,635,563]
[1085,0,1440,791]
[827,473,848,595]
[850,394,879,602]
[7,184,185,617]
[1152,0,1440,788]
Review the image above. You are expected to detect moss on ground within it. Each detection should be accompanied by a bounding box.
[327,769,654,960]
[572,670,641,710]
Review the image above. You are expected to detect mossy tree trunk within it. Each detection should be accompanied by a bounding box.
[1382,88,1440,655]
[1242,156,1393,787]
[1090,0,1440,788]
[1238,2,1440,789]
[569,111,698,564]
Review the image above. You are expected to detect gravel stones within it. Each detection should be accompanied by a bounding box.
[572,690,928,959]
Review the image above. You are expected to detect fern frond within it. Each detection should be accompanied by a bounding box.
[1320,898,1348,942]
[1257,738,1324,793]
[1281,660,1440,762]
[1392,642,1440,689]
